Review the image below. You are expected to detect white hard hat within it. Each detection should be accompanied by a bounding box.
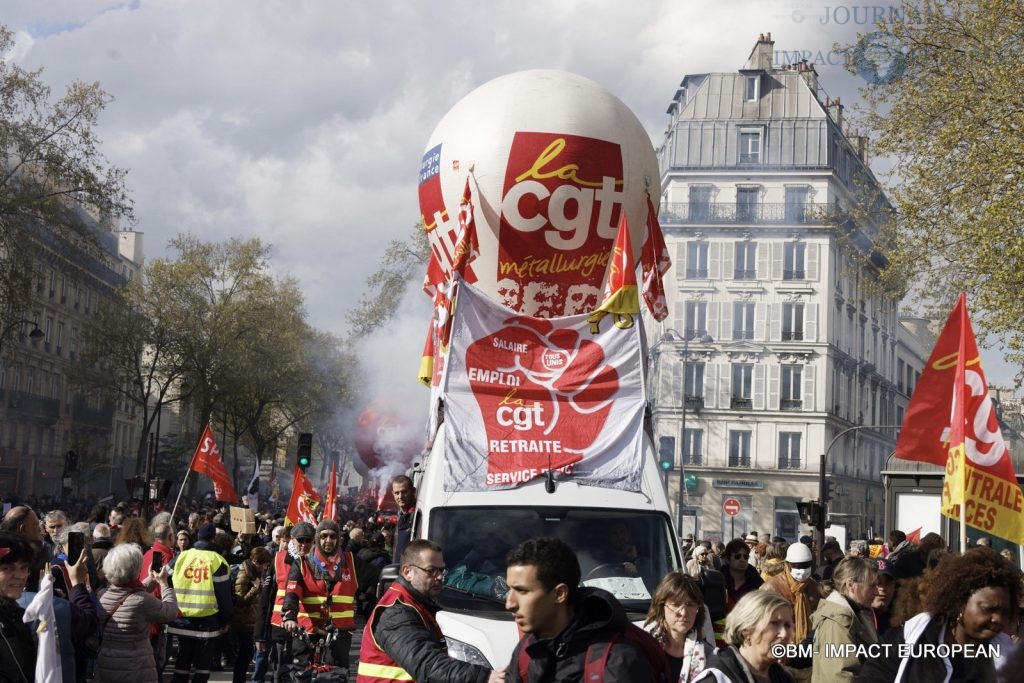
[786,543,813,563]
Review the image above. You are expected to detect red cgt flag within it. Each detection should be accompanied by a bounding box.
[322,459,338,523]
[894,294,1024,544]
[640,194,671,322]
[588,211,640,333]
[286,465,321,526]
[189,423,238,503]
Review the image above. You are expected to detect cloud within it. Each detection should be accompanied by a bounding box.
[10,0,1013,420]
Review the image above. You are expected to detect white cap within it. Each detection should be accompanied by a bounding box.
[786,543,813,563]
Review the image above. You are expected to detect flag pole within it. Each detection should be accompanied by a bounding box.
[169,467,193,523]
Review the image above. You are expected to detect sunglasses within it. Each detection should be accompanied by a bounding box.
[789,562,812,569]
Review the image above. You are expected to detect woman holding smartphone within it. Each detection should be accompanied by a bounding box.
[97,543,180,683]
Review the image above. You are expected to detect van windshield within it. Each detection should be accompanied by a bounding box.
[429,506,681,614]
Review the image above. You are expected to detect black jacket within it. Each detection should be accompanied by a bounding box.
[854,612,1008,683]
[507,587,654,683]
[694,646,794,683]
[0,596,35,683]
[370,577,490,683]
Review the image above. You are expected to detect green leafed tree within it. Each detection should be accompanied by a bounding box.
[845,0,1024,360]
[346,223,430,339]
[0,25,132,348]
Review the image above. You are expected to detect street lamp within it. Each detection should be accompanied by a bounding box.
[678,330,714,533]
[0,318,44,343]
[816,423,901,562]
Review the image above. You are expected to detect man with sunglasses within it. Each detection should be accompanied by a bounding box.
[283,519,372,677]
[357,538,503,682]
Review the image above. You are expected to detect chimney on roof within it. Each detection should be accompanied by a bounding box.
[798,60,819,97]
[827,96,844,128]
[745,32,776,71]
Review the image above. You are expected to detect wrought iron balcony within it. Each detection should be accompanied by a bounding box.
[684,396,705,410]
[780,399,803,411]
[71,399,115,429]
[5,390,60,425]
[731,396,753,410]
[660,202,830,226]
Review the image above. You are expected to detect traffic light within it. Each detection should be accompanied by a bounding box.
[823,480,834,502]
[297,433,313,471]
[658,437,675,471]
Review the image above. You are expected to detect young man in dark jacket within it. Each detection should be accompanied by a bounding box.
[504,537,666,683]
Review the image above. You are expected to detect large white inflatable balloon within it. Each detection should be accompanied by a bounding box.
[419,70,659,319]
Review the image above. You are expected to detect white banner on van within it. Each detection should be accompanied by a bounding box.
[442,280,645,492]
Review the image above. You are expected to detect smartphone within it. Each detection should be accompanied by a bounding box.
[151,551,163,572]
[66,531,85,563]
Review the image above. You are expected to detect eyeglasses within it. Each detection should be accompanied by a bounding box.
[732,554,750,560]
[409,564,447,579]
[665,602,701,616]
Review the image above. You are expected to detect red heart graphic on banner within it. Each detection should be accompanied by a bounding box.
[466,317,619,486]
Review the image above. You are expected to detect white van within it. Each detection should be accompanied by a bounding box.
[406,419,684,669]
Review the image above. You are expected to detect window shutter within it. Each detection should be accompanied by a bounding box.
[715,241,727,280]
[769,303,782,341]
[768,364,780,410]
[803,365,816,410]
[677,243,688,277]
[717,363,731,408]
[673,301,684,332]
[753,364,766,410]
[721,302,733,340]
[805,303,817,342]
[710,301,722,339]
[807,242,819,280]
[754,302,766,340]
[758,240,771,280]
[771,241,784,280]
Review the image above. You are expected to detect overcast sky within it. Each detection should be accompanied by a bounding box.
[4,0,1017,428]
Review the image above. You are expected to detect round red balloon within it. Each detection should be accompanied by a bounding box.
[354,404,422,471]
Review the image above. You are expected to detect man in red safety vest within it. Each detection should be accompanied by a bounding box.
[282,519,370,677]
[356,539,503,683]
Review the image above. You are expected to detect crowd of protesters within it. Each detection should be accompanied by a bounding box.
[3,479,1024,683]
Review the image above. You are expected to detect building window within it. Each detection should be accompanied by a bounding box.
[684,362,705,406]
[683,428,703,466]
[731,363,753,409]
[744,75,759,102]
[781,364,803,410]
[783,242,806,280]
[782,303,804,341]
[778,432,802,469]
[785,187,809,223]
[686,241,709,279]
[689,186,713,223]
[733,302,755,340]
[736,187,759,221]
[897,358,906,393]
[728,430,752,467]
[685,302,708,338]
[739,130,761,164]
[734,242,757,279]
